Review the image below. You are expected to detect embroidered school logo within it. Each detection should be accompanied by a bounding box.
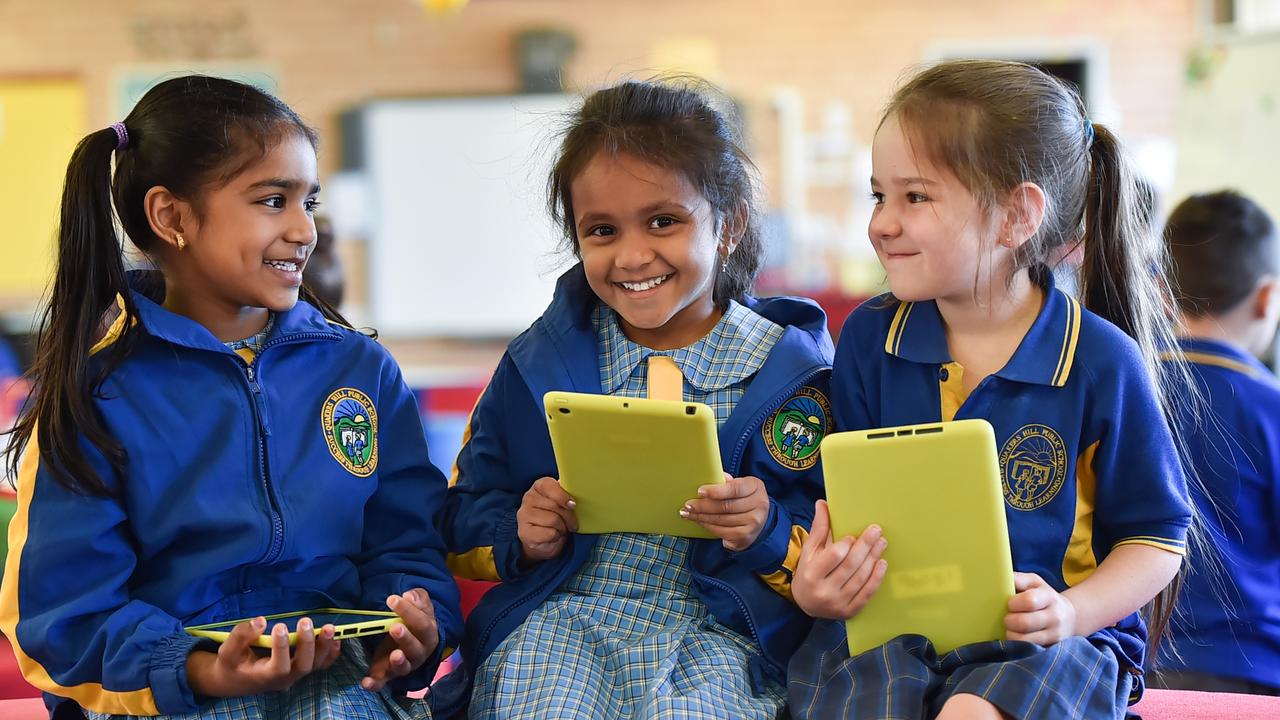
[321,388,378,477]
[763,387,832,470]
[1000,424,1067,511]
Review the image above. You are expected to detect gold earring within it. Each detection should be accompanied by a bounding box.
[176,233,186,250]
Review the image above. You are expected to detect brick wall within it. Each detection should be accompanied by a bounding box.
[0,0,1198,179]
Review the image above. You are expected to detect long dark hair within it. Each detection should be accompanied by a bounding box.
[548,77,764,306]
[882,59,1195,654]
[5,75,348,497]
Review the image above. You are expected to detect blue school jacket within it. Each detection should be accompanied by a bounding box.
[0,286,461,717]
[1159,337,1280,689]
[436,264,834,712]
[822,280,1190,698]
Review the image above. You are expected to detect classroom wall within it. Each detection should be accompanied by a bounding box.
[0,0,1200,317]
[0,0,1197,180]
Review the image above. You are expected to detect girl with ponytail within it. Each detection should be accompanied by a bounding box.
[787,60,1193,719]
[0,76,459,720]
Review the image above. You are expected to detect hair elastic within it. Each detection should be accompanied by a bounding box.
[1083,119,1095,148]
[110,122,130,150]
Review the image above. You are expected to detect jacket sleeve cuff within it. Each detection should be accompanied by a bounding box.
[149,631,217,714]
[492,508,525,580]
[730,500,789,574]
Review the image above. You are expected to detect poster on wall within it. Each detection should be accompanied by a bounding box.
[112,64,279,119]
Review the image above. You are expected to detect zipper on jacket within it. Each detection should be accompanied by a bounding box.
[239,359,286,563]
[708,365,825,673]
[694,569,764,659]
[475,553,578,657]
[232,331,340,565]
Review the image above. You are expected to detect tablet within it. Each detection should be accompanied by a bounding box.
[185,608,401,648]
[544,391,724,538]
[821,419,1015,656]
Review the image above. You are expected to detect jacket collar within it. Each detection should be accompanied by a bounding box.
[884,273,1083,388]
[508,263,833,403]
[126,271,341,355]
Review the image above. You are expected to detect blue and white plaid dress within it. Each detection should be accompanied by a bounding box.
[470,301,788,720]
[85,642,433,720]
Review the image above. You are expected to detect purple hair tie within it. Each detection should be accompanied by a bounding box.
[110,122,130,150]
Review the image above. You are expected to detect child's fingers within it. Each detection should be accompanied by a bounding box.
[1006,621,1060,646]
[264,622,292,677]
[998,609,1059,645]
[520,521,566,547]
[291,618,317,674]
[522,506,572,534]
[531,476,575,508]
[521,493,578,532]
[388,590,438,654]
[841,559,888,617]
[315,625,342,670]
[384,622,427,677]
[682,495,758,517]
[361,638,395,692]
[808,536,855,579]
[800,500,833,561]
[1012,571,1045,593]
[1004,608,1052,636]
[1007,586,1053,614]
[835,530,886,591]
[696,476,756,500]
[219,617,265,664]
[679,504,757,526]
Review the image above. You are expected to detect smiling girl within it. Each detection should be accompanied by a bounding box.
[787,60,1192,720]
[1,76,460,720]
[441,79,834,719]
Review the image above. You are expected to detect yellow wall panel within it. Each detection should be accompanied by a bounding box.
[0,78,86,300]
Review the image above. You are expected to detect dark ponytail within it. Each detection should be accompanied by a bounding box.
[1079,123,1194,651]
[6,129,141,495]
[1079,124,1170,365]
[5,75,338,496]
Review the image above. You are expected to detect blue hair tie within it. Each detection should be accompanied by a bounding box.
[1083,119,1095,148]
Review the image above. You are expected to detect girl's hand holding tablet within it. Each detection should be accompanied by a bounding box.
[791,499,888,621]
[517,476,579,564]
[680,473,772,551]
[186,616,342,697]
[362,588,440,692]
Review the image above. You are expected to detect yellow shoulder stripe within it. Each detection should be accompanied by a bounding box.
[447,547,501,583]
[884,301,914,356]
[759,524,807,603]
[1113,537,1186,555]
[1052,294,1082,387]
[1062,441,1099,586]
[448,382,490,489]
[89,294,132,356]
[0,429,161,715]
[1178,351,1261,379]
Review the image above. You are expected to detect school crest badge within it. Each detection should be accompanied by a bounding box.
[322,388,378,477]
[763,387,832,470]
[1000,423,1067,510]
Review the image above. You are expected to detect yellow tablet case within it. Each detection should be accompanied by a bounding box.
[185,608,402,648]
[821,419,1015,656]
[545,391,724,539]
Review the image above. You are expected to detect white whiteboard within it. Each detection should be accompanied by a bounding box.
[1171,36,1280,219]
[359,95,577,337]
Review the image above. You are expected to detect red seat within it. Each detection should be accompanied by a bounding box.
[0,697,45,719]
[0,635,40,700]
[1131,688,1280,719]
